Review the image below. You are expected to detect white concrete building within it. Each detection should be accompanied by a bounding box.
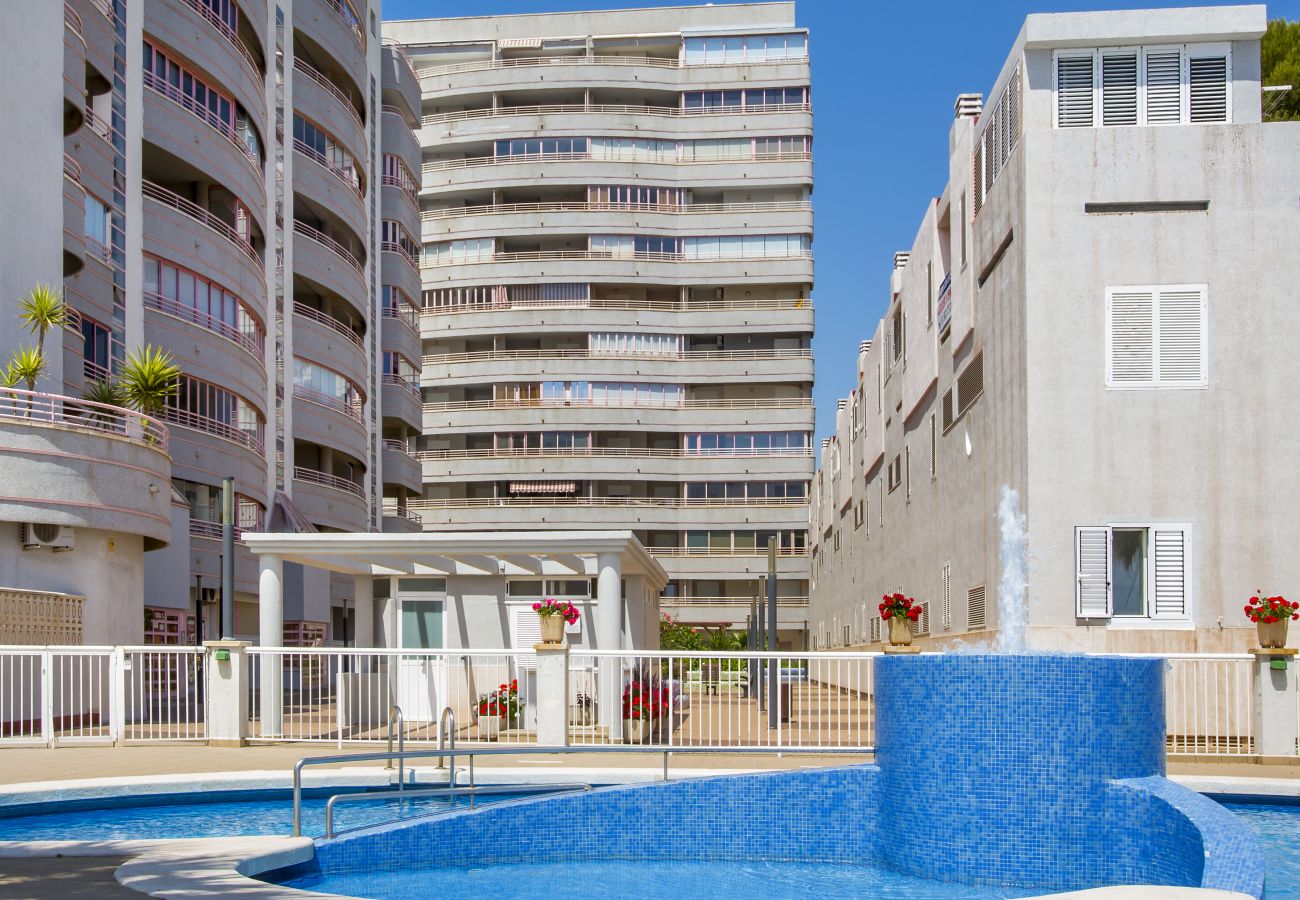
[808,5,1300,654]
[385,3,815,646]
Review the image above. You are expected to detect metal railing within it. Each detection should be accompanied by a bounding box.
[293,466,365,499]
[382,302,420,335]
[143,181,260,267]
[381,503,422,524]
[143,70,259,167]
[422,397,814,414]
[323,783,592,840]
[665,596,810,606]
[178,0,261,81]
[83,107,112,141]
[63,4,83,36]
[292,385,365,424]
[422,249,814,269]
[405,496,807,510]
[380,174,420,208]
[146,292,265,360]
[293,220,365,275]
[62,152,81,183]
[293,59,365,132]
[292,138,364,202]
[382,438,416,458]
[293,301,364,348]
[423,200,813,220]
[380,241,420,272]
[382,373,421,398]
[0,388,169,451]
[423,150,811,174]
[648,547,810,558]
[421,297,812,316]
[421,102,811,127]
[423,347,812,365]
[158,405,263,453]
[415,446,813,461]
[417,53,806,79]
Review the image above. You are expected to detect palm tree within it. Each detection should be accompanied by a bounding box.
[5,346,46,413]
[119,345,180,416]
[17,284,66,359]
[80,378,128,430]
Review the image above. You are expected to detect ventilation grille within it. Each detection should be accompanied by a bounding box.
[957,352,985,415]
[968,585,987,630]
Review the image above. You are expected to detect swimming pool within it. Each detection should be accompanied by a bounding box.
[1218,798,1300,900]
[0,786,525,841]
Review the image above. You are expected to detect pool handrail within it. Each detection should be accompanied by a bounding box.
[385,705,404,790]
[291,744,873,836]
[436,705,455,770]
[322,782,592,838]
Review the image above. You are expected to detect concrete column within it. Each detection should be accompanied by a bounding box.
[257,554,283,736]
[534,644,570,747]
[597,552,623,741]
[353,575,375,650]
[1253,650,1298,758]
[204,640,251,746]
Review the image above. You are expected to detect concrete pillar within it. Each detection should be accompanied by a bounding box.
[597,552,623,741]
[353,575,375,650]
[1253,650,1298,758]
[534,643,570,747]
[204,640,251,746]
[258,553,283,736]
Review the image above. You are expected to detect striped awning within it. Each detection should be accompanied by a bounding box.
[509,481,576,495]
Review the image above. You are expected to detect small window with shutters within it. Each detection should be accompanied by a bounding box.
[1076,524,1191,620]
[1106,285,1207,389]
[968,585,986,631]
[941,562,952,630]
[1055,44,1230,128]
[1056,52,1096,127]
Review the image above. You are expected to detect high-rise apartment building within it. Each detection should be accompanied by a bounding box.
[0,0,419,645]
[808,5,1299,654]
[386,2,815,645]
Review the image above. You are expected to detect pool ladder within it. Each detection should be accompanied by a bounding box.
[384,705,458,791]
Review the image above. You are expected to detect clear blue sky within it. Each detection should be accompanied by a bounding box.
[382,0,1298,442]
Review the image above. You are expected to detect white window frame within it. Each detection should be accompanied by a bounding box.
[1075,523,1193,626]
[1105,284,1208,390]
[1053,43,1231,129]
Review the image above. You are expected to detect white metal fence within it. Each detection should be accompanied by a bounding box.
[0,647,1274,756]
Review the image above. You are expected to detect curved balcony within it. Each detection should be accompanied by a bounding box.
[63,4,87,136]
[381,502,423,533]
[381,374,421,431]
[292,466,368,532]
[422,397,814,435]
[291,221,366,312]
[422,154,814,197]
[380,106,421,176]
[421,101,810,129]
[381,244,421,302]
[380,41,420,124]
[291,303,367,391]
[142,73,264,217]
[0,389,172,548]
[143,297,267,406]
[293,58,366,162]
[421,298,814,341]
[292,386,368,463]
[381,305,421,364]
[420,447,814,484]
[381,439,421,494]
[405,496,806,531]
[62,154,86,277]
[71,0,114,91]
[293,0,366,101]
[142,181,265,301]
[420,348,813,387]
[422,200,813,243]
[153,0,264,120]
[292,140,366,232]
[381,182,421,239]
[158,401,267,499]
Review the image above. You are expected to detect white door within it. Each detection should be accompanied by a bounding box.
[397,596,445,722]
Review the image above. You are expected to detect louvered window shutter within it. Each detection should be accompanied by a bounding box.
[1107,289,1156,386]
[1143,48,1182,124]
[512,608,542,665]
[1076,527,1112,617]
[1056,53,1096,127]
[1101,51,1138,126]
[1155,287,1207,386]
[1152,526,1190,618]
[1188,50,1229,123]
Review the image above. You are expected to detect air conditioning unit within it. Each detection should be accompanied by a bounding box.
[21,523,75,551]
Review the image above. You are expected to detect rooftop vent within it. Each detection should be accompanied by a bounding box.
[837,399,847,411]
[821,438,831,450]
[859,340,872,353]
[893,252,910,270]
[955,93,984,119]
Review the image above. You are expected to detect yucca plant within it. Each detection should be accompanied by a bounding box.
[5,346,46,413]
[119,346,179,445]
[80,378,128,431]
[17,284,66,358]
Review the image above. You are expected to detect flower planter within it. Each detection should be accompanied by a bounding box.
[539,614,565,644]
[888,616,914,647]
[1258,618,1289,649]
[478,716,501,741]
[623,717,653,743]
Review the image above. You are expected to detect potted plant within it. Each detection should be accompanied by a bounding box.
[573,690,594,726]
[879,592,922,646]
[533,597,579,644]
[1244,593,1298,649]
[622,672,669,743]
[476,679,520,739]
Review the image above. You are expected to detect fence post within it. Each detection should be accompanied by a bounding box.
[205,640,251,747]
[40,650,53,749]
[1252,649,1298,758]
[534,643,570,747]
[110,646,127,746]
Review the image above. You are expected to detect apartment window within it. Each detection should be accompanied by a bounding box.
[929,412,937,479]
[293,115,358,186]
[926,261,934,325]
[165,375,264,449]
[682,33,807,65]
[1076,525,1191,620]
[381,220,419,262]
[956,352,985,416]
[590,137,676,162]
[753,135,811,158]
[854,500,864,529]
[1054,44,1230,129]
[684,432,808,455]
[684,530,805,552]
[143,255,263,350]
[890,306,903,364]
[144,41,261,160]
[973,63,1022,216]
[495,137,589,157]
[887,455,902,493]
[833,529,842,552]
[590,235,680,257]
[80,315,114,381]
[588,185,684,207]
[682,87,806,110]
[1106,285,1207,389]
[293,358,362,409]
[589,332,682,357]
[382,155,418,199]
[426,238,493,264]
[685,481,806,502]
[199,0,238,30]
[682,234,810,259]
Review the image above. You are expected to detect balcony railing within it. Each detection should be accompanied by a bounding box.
[422,297,812,316]
[320,0,364,49]
[382,438,416,459]
[424,200,813,221]
[293,59,365,132]
[663,595,810,605]
[423,396,813,413]
[293,385,365,423]
[423,249,814,269]
[381,173,419,209]
[189,519,246,541]
[294,465,365,498]
[293,220,364,275]
[158,406,263,453]
[417,53,805,79]
[423,348,811,365]
[292,301,364,348]
[416,446,812,461]
[83,107,112,141]
[178,0,261,82]
[63,4,83,36]
[0,388,169,452]
[382,302,420,335]
[143,181,260,267]
[408,496,807,510]
[62,152,81,183]
[381,37,419,87]
[423,149,811,174]
[292,138,364,202]
[146,291,265,360]
[382,373,421,398]
[422,103,811,127]
[381,502,422,524]
[380,241,420,273]
[143,70,259,167]
[648,547,810,558]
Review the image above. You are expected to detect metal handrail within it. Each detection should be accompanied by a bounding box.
[423,150,811,174]
[437,706,455,770]
[293,59,365,132]
[423,347,812,365]
[424,200,813,220]
[143,181,260,266]
[292,301,364,348]
[293,220,365,274]
[293,465,364,498]
[407,496,806,510]
[415,447,813,461]
[292,745,871,836]
[422,249,814,269]
[177,0,261,81]
[421,102,811,127]
[417,53,806,79]
[324,783,592,839]
[386,705,404,786]
[0,388,170,451]
[292,138,364,201]
[422,397,814,413]
[420,297,812,315]
[143,70,260,167]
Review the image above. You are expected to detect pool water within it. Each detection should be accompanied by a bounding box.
[1221,800,1300,900]
[281,860,1041,899]
[0,788,521,841]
